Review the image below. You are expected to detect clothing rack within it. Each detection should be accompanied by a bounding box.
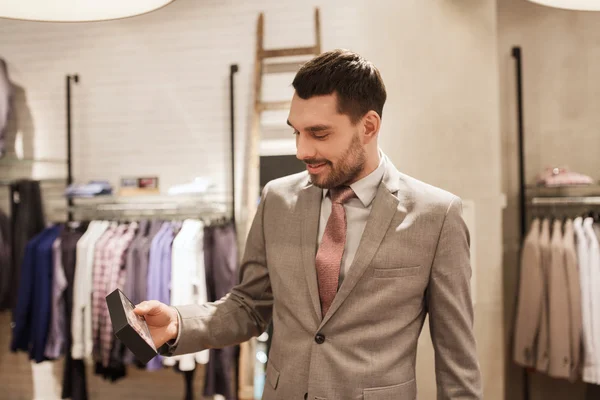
[513,46,600,400]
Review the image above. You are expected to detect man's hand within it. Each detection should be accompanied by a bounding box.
[133,300,179,349]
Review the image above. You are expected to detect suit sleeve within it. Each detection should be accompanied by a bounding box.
[426,196,483,400]
[168,185,273,356]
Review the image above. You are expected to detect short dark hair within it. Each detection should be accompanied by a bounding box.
[292,49,387,124]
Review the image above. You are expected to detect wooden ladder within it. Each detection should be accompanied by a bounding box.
[237,9,321,400]
[242,8,322,238]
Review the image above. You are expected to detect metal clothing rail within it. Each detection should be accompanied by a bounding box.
[56,196,229,217]
[0,178,67,186]
[529,196,600,206]
[512,45,530,400]
[51,202,231,225]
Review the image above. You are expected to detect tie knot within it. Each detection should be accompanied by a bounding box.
[330,186,355,204]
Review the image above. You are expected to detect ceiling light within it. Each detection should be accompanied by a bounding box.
[0,0,176,23]
[527,0,600,11]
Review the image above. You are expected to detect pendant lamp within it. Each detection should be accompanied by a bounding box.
[527,0,600,11]
[0,0,176,22]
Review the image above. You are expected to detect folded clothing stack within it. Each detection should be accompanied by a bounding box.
[536,167,595,187]
[167,177,214,195]
[65,181,113,198]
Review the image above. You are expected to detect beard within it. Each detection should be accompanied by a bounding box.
[306,133,367,189]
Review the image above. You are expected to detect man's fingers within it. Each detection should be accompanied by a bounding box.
[134,300,162,316]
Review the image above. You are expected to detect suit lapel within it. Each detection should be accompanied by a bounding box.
[299,183,323,319]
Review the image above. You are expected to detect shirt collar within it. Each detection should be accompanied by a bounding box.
[323,150,387,208]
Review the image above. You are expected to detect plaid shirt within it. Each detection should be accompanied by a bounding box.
[100,222,138,367]
[91,223,120,362]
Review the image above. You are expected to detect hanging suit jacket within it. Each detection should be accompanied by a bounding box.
[514,218,542,368]
[167,160,482,400]
[547,219,571,379]
[535,219,551,372]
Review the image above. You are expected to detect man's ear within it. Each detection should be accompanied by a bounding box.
[362,111,381,144]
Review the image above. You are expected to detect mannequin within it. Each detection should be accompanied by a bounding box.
[0,58,12,158]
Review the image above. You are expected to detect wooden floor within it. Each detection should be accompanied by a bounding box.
[0,312,208,400]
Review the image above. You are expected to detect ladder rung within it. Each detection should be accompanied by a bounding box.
[263,61,303,74]
[261,46,318,59]
[259,101,291,111]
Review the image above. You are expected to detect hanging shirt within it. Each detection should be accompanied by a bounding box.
[165,219,209,371]
[71,221,109,360]
[584,217,600,384]
[574,217,596,384]
[100,222,138,367]
[44,236,67,359]
[563,219,583,382]
[145,222,172,371]
[91,222,121,361]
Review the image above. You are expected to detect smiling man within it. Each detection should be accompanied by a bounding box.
[135,49,483,400]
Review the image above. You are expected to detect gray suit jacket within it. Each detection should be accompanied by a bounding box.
[513,218,542,368]
[548,219,571,379]
[172,160,482,400]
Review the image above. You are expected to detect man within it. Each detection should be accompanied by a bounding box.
[134,49,483,400]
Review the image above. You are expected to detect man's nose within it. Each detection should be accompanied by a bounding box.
[296,133,315,161]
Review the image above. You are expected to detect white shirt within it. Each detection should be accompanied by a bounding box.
[166,219,209,370]
[583,217,600,383]
[574,217,596,383]
[71,220,109,360]
[318,151,387,285]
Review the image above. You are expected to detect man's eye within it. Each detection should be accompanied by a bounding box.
[314,134,329,140]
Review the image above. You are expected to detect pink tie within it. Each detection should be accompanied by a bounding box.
[315,186,355,317]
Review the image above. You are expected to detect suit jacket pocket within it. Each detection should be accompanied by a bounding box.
[372,266,421,278]
[363,379,416,400]
[266,361,280,390]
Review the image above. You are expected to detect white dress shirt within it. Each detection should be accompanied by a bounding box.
[71,220,109,360]
[574,217,596,383]
[166,219,209,370]
[318,150,386,285]
[583,217,600,383]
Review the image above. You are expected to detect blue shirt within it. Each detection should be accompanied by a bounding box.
[145,222,171,371]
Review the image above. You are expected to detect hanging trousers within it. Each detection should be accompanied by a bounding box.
[0,180,45,312]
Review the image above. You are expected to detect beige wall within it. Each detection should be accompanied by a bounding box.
[498,1,600,399]
[0,0,504,398]
[354,2,504,399]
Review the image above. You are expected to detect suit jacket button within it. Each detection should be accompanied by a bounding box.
[315,333,325,344]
